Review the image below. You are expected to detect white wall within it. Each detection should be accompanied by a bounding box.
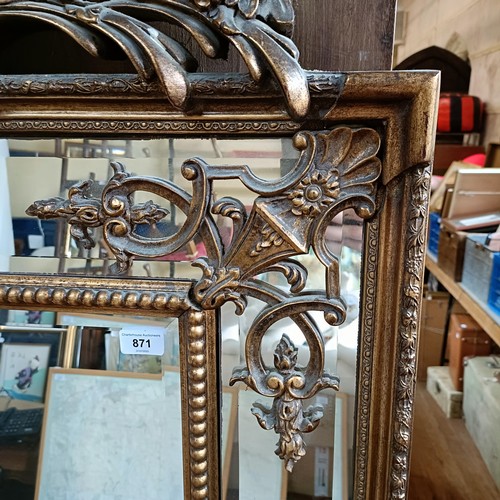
[396,0,500,146]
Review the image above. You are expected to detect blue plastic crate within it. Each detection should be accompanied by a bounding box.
[428,212,441,257]
[462,234,500,306]
[487,252,500,315]
[12,217,57,256]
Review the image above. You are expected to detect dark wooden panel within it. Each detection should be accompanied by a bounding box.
[434,144,485,175]
[0,1,396,74]
[0,22,134,74]
[293,0,396,71]
[182,0,397,72]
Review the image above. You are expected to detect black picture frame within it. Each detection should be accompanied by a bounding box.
[0,324,65,401]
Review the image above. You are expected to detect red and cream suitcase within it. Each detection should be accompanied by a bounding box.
[437,93,484,133]
[447,313,492,391]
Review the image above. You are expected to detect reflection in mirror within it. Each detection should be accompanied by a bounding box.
[3,137,298,279]
[2,137,363,499]
[0,309,181,499]
[221,209,361,500]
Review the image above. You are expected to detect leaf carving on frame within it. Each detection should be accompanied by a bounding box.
[249,334,332,472]
[249,223,284,256]
[230,296,342,471]
[0,0,309,118]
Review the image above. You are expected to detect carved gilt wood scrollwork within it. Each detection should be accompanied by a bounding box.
[0,0,310,118]
[26,125,382,471]
[390,166,431,499]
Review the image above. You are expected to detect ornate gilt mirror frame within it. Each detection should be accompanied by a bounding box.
[0,1,439,499]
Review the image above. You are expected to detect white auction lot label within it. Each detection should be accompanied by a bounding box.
[119,327,165,356]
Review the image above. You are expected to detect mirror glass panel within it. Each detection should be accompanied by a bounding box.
[3,137,300,279]
[1,137,363,499]
[221,209,361,499]
[0,311,181,499]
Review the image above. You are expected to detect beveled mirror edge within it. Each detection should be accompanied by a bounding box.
[0,70,439,500]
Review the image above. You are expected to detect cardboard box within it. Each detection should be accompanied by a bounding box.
[287,392,340,498]
[426,366,463,418]
[417,291,450,381]
[438,222,468,281]
[447,168,500,219]
[288,445,333,498]
[447,313,492,391]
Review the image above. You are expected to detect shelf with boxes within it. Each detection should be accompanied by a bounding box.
[421,261,500,487]
[425,256,500,345]
[425,166,500,344]
[425,354,500,490]
[463,356,500,491]
[418,280,497,414]
[422,164,500,490]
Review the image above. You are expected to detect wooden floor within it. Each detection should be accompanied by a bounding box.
[408,382,500,500]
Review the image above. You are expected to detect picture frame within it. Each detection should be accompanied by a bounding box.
[36,367,184,500]
[0,325,64,369]
[36,367,239,500]
[0,342,51,402]
[0,2,439,492]
[6,310,55,327]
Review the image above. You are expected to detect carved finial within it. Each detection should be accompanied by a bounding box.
[232,333,339,471]
[274,333,298,371]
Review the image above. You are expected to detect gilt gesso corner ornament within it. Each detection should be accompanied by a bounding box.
[0,0,310,118]
[234,333,339,472]
[27,126,382,470]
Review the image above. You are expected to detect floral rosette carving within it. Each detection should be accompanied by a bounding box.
[288,170,341,216]
[216,127,382,300]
